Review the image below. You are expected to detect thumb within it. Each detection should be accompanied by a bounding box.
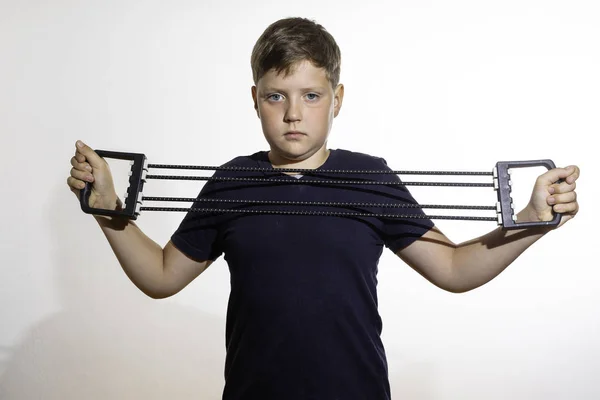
[537,166,574,186]
[76,140,105,169]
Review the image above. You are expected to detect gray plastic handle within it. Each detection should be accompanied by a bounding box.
[495,160,561,230]
[79,150,147,220]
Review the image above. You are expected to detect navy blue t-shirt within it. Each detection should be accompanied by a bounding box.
[171,149,434,400]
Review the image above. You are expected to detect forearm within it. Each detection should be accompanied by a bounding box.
[449,209,552,293]
[93,198,166,298]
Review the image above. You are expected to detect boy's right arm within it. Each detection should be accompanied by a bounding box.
[68,141,212,299]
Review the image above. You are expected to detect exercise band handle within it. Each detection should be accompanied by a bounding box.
[79,150,147,220]
[495,159,561,230]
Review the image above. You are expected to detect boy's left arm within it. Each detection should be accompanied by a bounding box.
[396,165,580,293]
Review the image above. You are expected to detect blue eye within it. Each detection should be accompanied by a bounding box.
[268,94,283,101]
[306,93,319,101]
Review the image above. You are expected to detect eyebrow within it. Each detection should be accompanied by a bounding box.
[262,86,326,92]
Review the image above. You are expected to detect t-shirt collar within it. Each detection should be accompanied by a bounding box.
[256,149,337,176]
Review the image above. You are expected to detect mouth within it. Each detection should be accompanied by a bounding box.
[284,131,306,138]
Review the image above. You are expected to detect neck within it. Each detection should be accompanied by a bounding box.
[268,147,330,173]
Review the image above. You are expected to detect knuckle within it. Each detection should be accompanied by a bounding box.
[558,192,567,201]
[563,192,573,202]
[553,185,563,194]
[67,177,83,189]
[71,168,85,179]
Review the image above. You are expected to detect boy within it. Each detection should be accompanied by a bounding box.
[67,17,579,400]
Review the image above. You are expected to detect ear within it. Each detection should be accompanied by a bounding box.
[333,84,344,117]
[251,86,260,118]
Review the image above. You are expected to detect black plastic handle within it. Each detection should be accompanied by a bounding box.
[79,150,147,220]
[495,159,561,230]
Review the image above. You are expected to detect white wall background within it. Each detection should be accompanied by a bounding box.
[1,0,598,399]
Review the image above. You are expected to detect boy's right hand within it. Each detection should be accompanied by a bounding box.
[67,140,119,210]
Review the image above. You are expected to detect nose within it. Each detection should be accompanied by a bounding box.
[284,98,302,122]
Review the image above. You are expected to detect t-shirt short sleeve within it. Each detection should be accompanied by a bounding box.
[170,179,224,263]
[376,157,434,253]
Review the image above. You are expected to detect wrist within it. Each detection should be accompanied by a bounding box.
[96,194,122,211]
[93,197,129,229]
[517,204,540,222]
[92,195,125,222]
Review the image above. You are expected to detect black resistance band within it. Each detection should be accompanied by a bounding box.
[79,150,561,230]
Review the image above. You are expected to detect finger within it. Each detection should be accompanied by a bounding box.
[564,165,580,185]
[547,191,577,206]
[70,167,95,183]
[553,201,579,215]
[74,149,86,163]
[68,181,82,199]
[549,180,576,195]
[537,166,578,187]
[71,156,93,172]
[67,176,86,191]
[75,140,105,169]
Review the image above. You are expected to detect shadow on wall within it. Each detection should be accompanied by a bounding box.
[0,184,227,399]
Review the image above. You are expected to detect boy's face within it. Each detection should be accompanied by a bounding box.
[252,59,344,168]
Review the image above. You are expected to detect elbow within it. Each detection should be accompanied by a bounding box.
[425,277,471,294]
[443,277,484,294]
[444,286,472,294]
[443,263,477,294]
[141,285,177,300]
[145,292,174,300]
[143,260,177,299]
[146,291,168,300]
[144,288,177,300]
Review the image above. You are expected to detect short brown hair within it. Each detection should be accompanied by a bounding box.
[250,17,342,89]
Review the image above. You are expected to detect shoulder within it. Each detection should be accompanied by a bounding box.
[331,149,403,184]
[197,151,266,196]
[333,149,390,170]
[213,151,267,177]
[220,151,264,167]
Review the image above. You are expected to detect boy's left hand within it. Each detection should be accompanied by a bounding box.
[523,165,580,228]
